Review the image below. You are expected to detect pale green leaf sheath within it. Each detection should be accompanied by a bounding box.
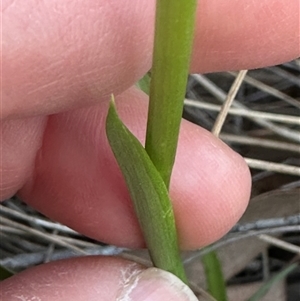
[106,99,188,283]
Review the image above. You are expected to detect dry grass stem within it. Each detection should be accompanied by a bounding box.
[269,66,300,87]
[0,204,78,235]
[1,216,88,255]
[191,74,300,142]
[220,134,300,153]
[212,70,248,136]
[228,72,300,109]
[231,215,300,233]
[184,225,300,264]
[184,100,300,125]
[258,234,300,255]
[244,158,300,176]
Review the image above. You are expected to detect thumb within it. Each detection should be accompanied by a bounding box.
[116,268,197,301]
[0,256,197,301]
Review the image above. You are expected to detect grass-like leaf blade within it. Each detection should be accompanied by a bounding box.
[106,98,188,283]
[0,265,14,280]
[247,262,298,301]
[202,251,228,301]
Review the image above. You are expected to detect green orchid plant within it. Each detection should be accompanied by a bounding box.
[106,1,228,300]
[106,0,197,284]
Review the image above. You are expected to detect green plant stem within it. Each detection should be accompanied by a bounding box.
[145,0,197,188]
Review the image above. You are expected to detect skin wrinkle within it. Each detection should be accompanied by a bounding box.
[259,5,290,50]
[119,262,143,287]
[117,268,144,301]
[26,80,60,96]
[2,0,155,119]
[2,0,15,12]
[3,1,298,120]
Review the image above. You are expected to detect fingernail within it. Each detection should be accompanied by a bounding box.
[116,267,198,301]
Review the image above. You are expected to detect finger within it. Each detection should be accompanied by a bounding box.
[3,0,298,119]
[0,257,197,301]
[18,87,251,249]
[0,116,47,200]
[191,0,299,72]
[2,0,155,119]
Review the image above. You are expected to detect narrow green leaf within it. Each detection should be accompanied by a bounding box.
[146,0,197,188]
[0,265,14,280]
[202,251,228,301]
[247,263,298,301]
[106,98,188,283]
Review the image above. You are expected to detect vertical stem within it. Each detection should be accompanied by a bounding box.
[145,0,197,188]
[202,251,228,301]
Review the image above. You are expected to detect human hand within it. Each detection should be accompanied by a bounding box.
[1,1,298,300]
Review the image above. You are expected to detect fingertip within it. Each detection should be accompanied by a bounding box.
[3,0,155,119]
[191,0,299,73]
[0,257,145,301]
[171,121,251,248]
[1,257,198,301]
